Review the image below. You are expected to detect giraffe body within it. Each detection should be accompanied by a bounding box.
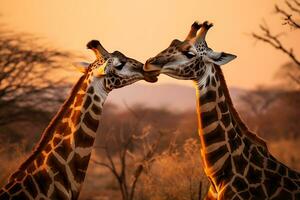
[0,40,157,200]
[144,21,300,199]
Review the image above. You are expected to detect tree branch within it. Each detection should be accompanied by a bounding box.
[0,27,70,127]
[252,24,300,66]
[275,4,300,28]
[286,0,300,14]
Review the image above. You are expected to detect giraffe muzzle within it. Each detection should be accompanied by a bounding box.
[143,58,164,72]
[143,72,158,82]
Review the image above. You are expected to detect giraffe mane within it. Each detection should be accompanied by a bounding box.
[15,74,87,173]
[214,65,268,149]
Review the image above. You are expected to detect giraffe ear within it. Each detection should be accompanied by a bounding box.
[72,62,90,73]
[93,60,108,77]
[207,51,237,66]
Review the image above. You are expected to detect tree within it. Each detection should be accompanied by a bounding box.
[0,27,70,128]
[239,87,300,140]
[92,117,163,200]
[239,87,280,117]
[253,0,300,87]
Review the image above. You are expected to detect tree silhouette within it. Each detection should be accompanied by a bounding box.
[253,0,300,87]
[0,27,70,127]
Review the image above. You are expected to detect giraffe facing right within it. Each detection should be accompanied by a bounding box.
[144,21,300,200]
[0,40,157,200]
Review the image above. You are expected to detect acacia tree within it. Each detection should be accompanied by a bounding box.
[253,0,300,87]
[239,87,281,117]
[0,27,70,128]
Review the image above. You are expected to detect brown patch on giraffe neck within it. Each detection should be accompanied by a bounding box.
[214,65,268,149]
[14,74,88,174]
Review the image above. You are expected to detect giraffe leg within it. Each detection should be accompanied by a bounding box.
[205,185,218,200]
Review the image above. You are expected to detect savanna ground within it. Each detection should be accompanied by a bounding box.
[0,98,299,200]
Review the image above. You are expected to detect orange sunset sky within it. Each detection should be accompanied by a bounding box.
[0,0,299,89]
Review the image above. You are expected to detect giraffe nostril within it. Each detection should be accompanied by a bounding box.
[149,58,163,66]
[147,57,156,65]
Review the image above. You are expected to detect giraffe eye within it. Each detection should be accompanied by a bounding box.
[183,51,196,59]
[115,61,126,70]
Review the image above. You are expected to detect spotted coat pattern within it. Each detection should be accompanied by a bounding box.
[0,40,148,200]
[145,21,300,200]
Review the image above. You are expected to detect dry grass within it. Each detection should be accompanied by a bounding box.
[135,139,209,200]
[1,138,300,200]
[0,142,29,187]
[79,139,210,200]
[79,137,300,200]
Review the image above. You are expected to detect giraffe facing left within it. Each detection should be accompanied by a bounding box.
[0,40,158,200]
[144,21,300,199]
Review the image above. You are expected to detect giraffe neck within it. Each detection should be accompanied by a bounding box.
[2,74,108,199]
[194,64,267,191]
[194,65,300,199]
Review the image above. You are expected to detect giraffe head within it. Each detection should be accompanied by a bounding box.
[144,21,236,80]
[74,40,158,91]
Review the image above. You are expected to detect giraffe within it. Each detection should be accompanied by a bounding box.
[0,40,158,200]
[144,21,300,199]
